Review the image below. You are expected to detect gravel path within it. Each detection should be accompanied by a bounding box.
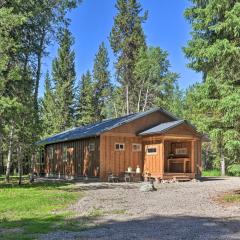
[41,177,240,240]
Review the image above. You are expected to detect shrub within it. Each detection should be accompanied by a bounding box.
[227,164,240,176]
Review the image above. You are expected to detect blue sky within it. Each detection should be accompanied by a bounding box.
[40,0,202,97]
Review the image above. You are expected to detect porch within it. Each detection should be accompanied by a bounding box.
[143,136,201,181]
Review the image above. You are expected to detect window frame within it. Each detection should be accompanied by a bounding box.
[132,143,142,152]
[48,147,54,160]
[175,147,188,155]
[115,143,125,151]
[63,146,68,162]
[146,146,158,155]
[89,142,95,152]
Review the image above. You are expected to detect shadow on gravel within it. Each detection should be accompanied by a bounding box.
[200,177,227,182]
[75,215,240,240]
[1,213,240,239]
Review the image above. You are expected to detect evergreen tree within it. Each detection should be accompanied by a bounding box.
[76,71,94,126]
[41,71,56,137]
[52,28,76,132]
[133,47,179,112]
[110,0,147,114]
[184,1,240,175]
[93,42,112,122]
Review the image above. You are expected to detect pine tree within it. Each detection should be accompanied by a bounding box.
[93,42,112,122]
[76,71,94,126]
[52,28,76,132]
[110,0,147,114]
[41,71,56,137]
[183,1,240,175]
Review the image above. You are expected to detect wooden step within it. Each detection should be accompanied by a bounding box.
[173,176,191,182]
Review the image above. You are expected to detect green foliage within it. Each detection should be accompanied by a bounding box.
[76,71,95,126]
[110,0,147,113]
[51,28,76,132]
[40,72,56,137]
[133,47,179,113]
[227,164,240,177]
[184,1,240,172]
[93,42,112,121]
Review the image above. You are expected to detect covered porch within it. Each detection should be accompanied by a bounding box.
[140,120,203,181]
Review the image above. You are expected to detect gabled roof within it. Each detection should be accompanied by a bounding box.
[138,120,185,136]
[37,107,178,145]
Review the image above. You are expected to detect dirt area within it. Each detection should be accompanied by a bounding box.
[41,177,240,240]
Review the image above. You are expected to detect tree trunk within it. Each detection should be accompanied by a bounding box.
[137,88,142,112]
[34,31,45,112]
[29,153,35,183]
[220,148,225,176]
[205,143,210,169]
[18,147,23,185]
[5,126,14,183]
[113,103,118,118]
[142,87,149,112]
[126,84,129,115]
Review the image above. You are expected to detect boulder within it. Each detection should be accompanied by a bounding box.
[139,182,157,192]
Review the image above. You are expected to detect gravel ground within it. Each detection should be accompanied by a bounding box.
[41,177,240,240]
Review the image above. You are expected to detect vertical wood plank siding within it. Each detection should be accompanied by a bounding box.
[44,137,100,178]
[100,135,142,180]
[41,111,203,181]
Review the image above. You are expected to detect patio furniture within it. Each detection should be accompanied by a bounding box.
[108,173,119,182]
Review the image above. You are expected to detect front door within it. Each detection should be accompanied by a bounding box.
[144,143,161,177]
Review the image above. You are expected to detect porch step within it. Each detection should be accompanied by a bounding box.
[173,176,191,182]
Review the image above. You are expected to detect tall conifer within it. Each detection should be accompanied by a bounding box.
[93,42,112,121]
[110,0,147,114]
[52,28,76,132]
[76,71,94,126]
[184,1,240,175]
[41,71,56,137]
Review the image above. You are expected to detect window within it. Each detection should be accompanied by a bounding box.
[89,142,95,152]
[48,147,53,159]
[146,147,157,155]
[132,143,142,152]
[115,143,125,151]
[63,146,68,162]
[175,148,187,155]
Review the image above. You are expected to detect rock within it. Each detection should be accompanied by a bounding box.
[139,182,157,192]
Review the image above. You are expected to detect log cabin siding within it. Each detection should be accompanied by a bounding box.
[44,137,100,178]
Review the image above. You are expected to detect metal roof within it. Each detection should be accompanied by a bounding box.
[37,107,178,145]
[138,120,185,136]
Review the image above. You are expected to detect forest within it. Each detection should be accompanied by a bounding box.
[0,0,240,183]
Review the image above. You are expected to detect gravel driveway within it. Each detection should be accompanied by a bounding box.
[42,177,240,240]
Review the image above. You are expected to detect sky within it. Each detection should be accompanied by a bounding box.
[39,0,202,97]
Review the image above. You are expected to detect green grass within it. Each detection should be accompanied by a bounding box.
[223,191,240,203]
[202,169,221,177]
[0,181,85,239]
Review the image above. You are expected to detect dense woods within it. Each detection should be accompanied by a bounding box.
[0,0,239,182]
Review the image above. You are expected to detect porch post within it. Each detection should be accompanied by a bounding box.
[161,139,165,177]
[191,140,195,174]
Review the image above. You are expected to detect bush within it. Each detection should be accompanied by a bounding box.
[227,164,240,176]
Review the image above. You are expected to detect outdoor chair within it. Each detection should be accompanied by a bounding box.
[107,172,119,183]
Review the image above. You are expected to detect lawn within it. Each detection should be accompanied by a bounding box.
[202,169,221,177]
[0,180,85,240]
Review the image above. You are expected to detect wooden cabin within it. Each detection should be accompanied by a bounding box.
[36,108,207,181]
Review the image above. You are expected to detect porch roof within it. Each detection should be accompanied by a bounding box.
[138,120,190,136]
